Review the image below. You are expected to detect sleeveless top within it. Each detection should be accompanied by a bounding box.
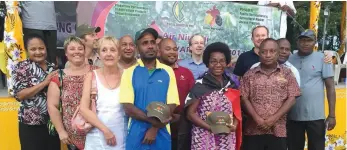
[85,70,127,150]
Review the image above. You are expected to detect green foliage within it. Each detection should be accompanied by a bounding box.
[290,1,343,50]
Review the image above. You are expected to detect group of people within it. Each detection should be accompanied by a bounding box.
[12,22,336,150]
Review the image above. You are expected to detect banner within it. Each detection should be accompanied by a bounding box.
[55,1,77,48]
[77,1,281,59]
[3,1,26,96]
[321,88,346,150]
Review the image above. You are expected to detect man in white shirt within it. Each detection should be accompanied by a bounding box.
[251,38,300,86]
[258,1,296,38]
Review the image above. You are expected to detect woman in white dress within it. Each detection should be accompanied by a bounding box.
[80,36,127,150]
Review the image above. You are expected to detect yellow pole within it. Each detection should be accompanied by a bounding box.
[309,1,321,51]
[338,1,346,56]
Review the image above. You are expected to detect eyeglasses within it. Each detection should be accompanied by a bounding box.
[209,60,226,66]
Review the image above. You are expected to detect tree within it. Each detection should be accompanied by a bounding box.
[289,1,342,51]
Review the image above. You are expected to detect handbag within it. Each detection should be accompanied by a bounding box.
[48,69,63,136]
[71,71,98,133]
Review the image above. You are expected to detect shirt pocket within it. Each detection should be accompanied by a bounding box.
[275,77,288,89]
[273,78,288,100]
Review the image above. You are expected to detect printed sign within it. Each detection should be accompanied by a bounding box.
[104,1,282,59]
[55,1,77,47]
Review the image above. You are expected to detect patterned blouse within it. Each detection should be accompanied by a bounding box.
[50,65,97,149]
[12,59,55,125]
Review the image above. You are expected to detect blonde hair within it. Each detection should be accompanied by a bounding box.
[63,36,84,52]
[97,36,119,53]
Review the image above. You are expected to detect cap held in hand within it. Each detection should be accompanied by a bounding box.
[206,111,232,134]
[146,102,171,123]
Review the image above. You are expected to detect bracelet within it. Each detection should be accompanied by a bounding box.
[328,116,335,118]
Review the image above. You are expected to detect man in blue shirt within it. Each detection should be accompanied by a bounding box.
[178,34,208,79]
[119,28,180,150]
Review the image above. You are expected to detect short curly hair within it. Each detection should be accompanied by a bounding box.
[203,42,231,67]
[63,36,85,52]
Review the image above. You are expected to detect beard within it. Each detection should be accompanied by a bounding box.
[160,58,176,66]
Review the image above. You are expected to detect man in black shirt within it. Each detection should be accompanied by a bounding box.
[234,26,269,77]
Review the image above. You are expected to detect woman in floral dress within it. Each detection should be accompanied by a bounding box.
[47,36,98,150]
[185,42,242,150]
[12,34,60,150]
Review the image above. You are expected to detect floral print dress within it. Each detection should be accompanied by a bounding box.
[50,65,96,149]
[12,59,55,125]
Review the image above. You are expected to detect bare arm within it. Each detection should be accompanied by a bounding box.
[284,1,296,17]
[16,81,49,101]
[325,77,336,117]
[168,104,176,116]
[79,72,110,133]
[282,5,295,17]
[187,99,210,131]
[169,104,180,122]
[228,114,239,132]
[123,103,162,127]
[241,96,262,120]
[47,81,66,134]
[286,7,295,17]
[17,71,57,101]
[142,104,176,144]
[272,97,296,120]
[267,2,280,7]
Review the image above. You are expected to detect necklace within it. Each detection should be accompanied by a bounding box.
[102,68,121,89]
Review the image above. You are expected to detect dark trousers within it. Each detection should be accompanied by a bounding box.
[19,123,60,150]
[23,28,57,65]
[172,137,177,150]
[243,135,287,150]
[240,106,248,150]
[287,119,325,150]
[177,133,191,150]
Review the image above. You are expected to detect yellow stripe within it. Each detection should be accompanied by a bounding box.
[0,42,7,75]
[119,65,136,104]
[309,1,321,51]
